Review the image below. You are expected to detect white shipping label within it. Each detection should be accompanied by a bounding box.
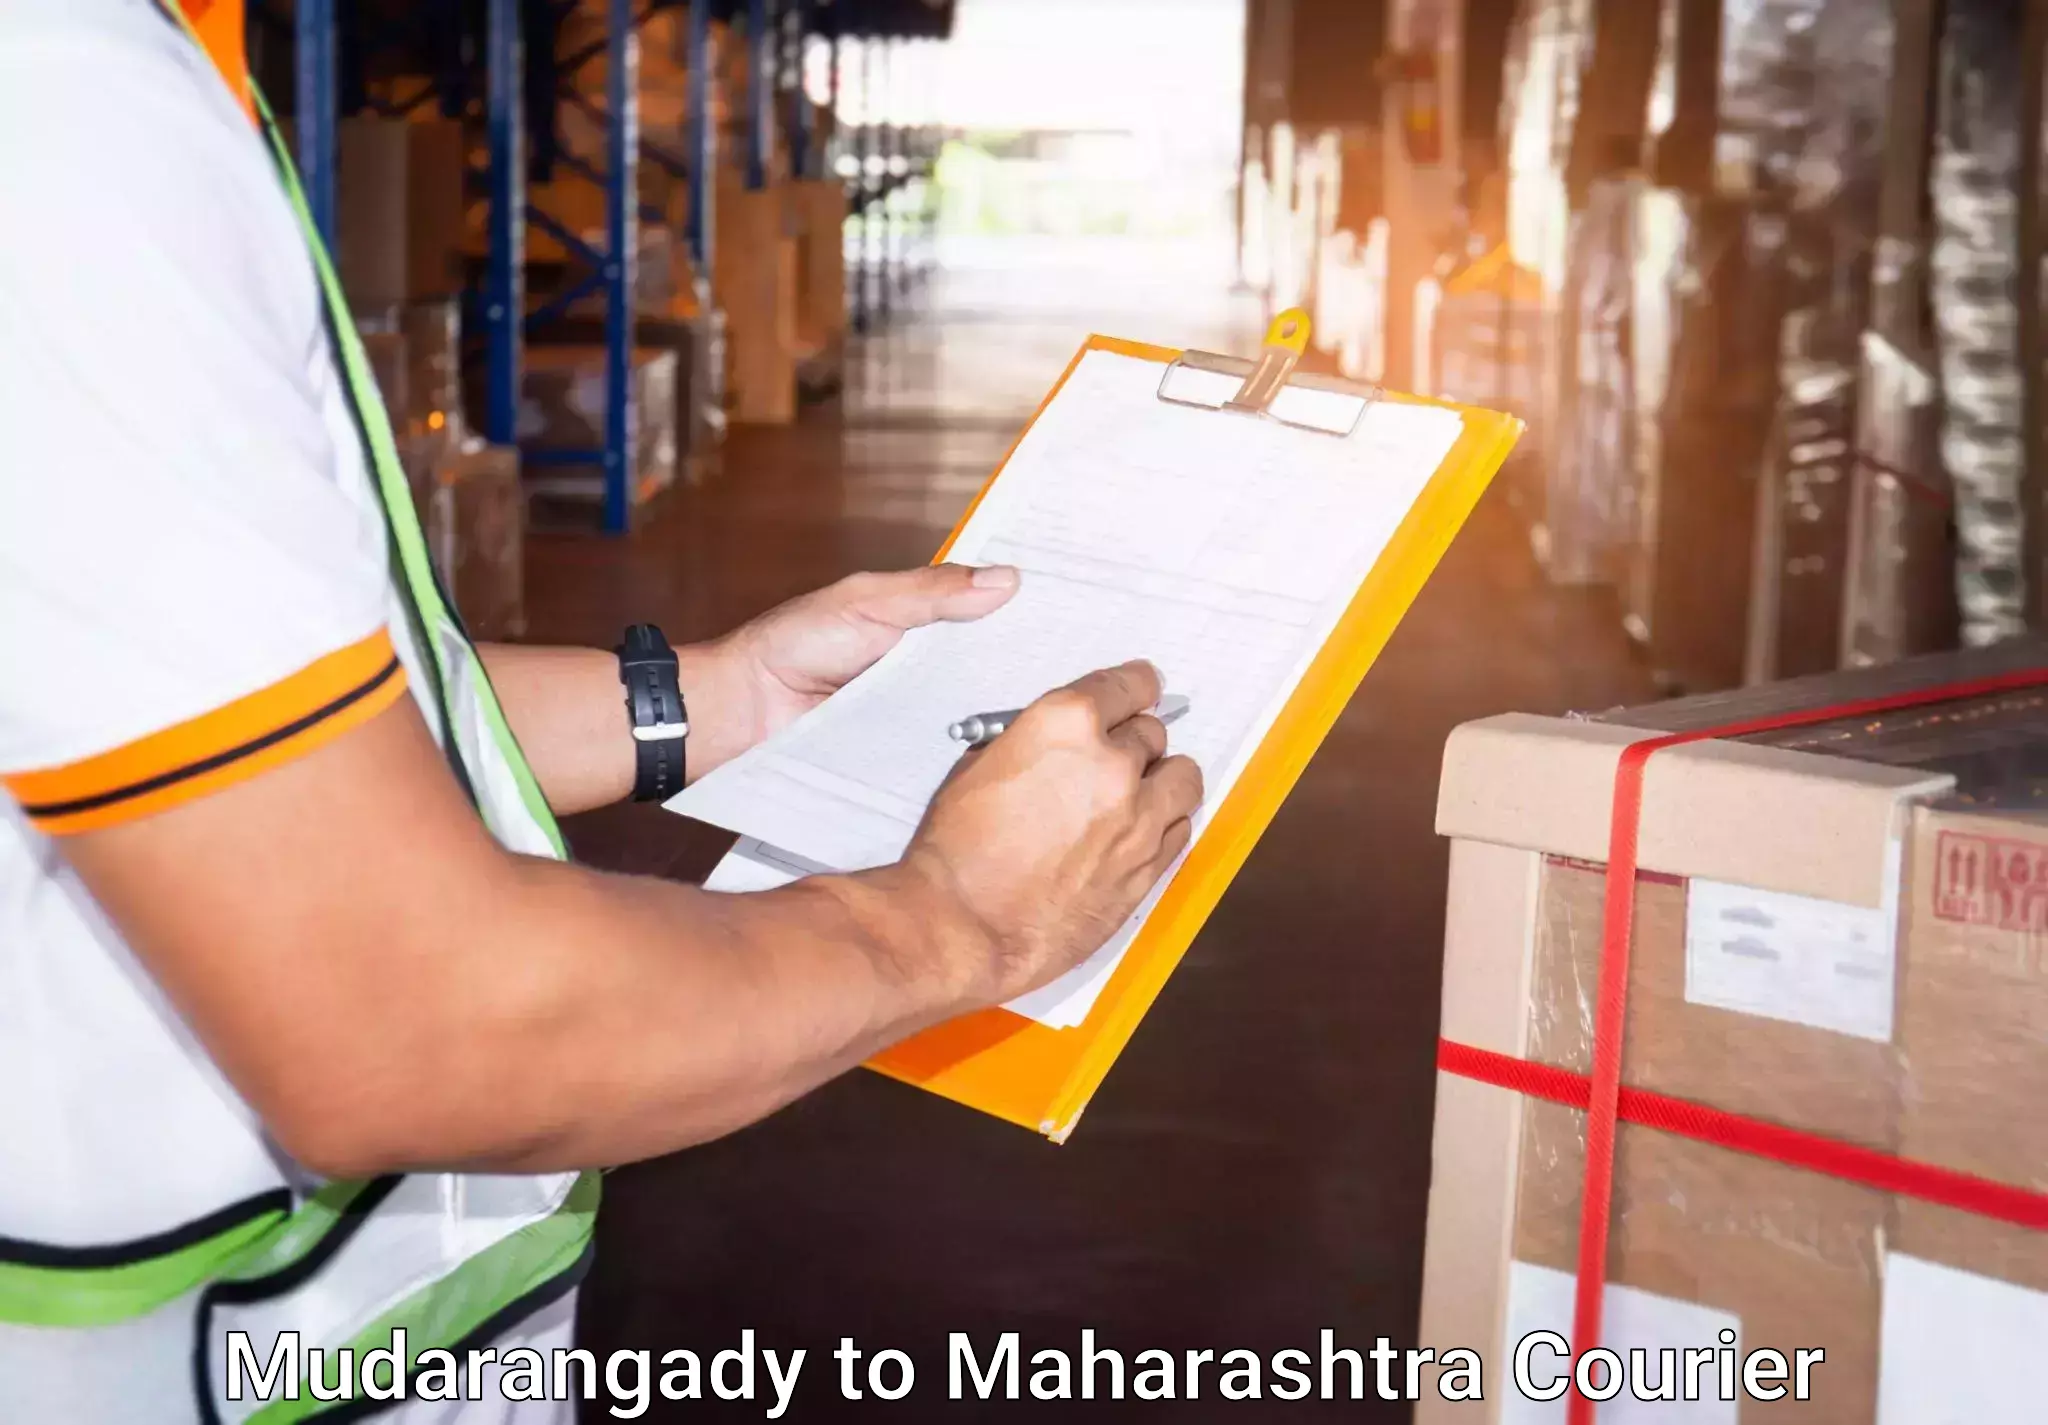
[1682,842,1901,1043]
[1879,1253,2048,1423]
[1502,1261,1740,1423]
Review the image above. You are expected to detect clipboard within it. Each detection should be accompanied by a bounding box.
[845,311,1525,1140]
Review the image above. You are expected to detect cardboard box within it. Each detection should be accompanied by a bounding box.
[1420,643,2048,1422]
[714,181,798,425]
[358,327,409,434]
[405,118,468,300]
[401,300,464,443]
[1891,799,2048,1290]
[336,118,410,310]
[790,179,848,346]
[510,345,679,506]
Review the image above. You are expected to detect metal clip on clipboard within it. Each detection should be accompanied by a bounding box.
[1154,308,1380,437]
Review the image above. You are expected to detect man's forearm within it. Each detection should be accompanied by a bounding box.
[333,851,988,1174]
[478,641,760,815]
[70,702,994,1178]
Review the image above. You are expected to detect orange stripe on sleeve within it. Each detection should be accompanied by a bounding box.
[4,630,409,836]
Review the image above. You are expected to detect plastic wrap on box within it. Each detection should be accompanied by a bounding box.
[358,328,408,434]
[1514,859,1888,1423]
[1631,198,1782,692]
[1496,0,1592,525]
[400,299,463,444]
[515,345,680,504]
[1930,0,2029,646]
[1423,245,1545,418]
[1842,325,1955,667]
[1531,173,1639,587]
[1712,0,1833,195]
[1595,635,2048,798]
[1841,0,1955,669]
[422,441,525,642]
[1743,0,1896,683]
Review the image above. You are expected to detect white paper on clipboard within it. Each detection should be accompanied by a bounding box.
[671,348,1464,1029]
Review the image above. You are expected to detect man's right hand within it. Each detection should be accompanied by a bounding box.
[898,660,1205,1006]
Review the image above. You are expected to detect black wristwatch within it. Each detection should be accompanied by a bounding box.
[616,624,687,802]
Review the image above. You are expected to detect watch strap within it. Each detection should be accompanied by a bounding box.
[617,624,686,802]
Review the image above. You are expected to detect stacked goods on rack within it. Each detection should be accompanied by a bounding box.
[1535,164,1643,588]
[1418,245,1545,420]
[1532,0,1662,587]
[1840,0,1952,669]
[421,443,528,642]
[1620,185,1775,692]
[1486,0,1961,695]
[506,344,680,511]
[1927,0,2030,648]
[548,2,731,234]
[1741,0,1897,685]
[351,296,530,641]
[326,86,536,615]
[1491,0,1602,571]
[523,6,732,487]
[715,172,801,425]
[699,8,836,421]
[790,177,850,398]
[333,114,468,310]
[1598,0,1898,694]
[1420,640,2048,1421]
[1615,0,1780,692]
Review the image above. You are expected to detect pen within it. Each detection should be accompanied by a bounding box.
[949,694,1191,747]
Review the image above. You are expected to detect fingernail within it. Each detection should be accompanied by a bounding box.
[971,564,1020,590]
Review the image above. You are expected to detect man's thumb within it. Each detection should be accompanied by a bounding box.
[852,563,1020,628]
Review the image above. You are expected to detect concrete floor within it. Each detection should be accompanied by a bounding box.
[530,244,1656,1422]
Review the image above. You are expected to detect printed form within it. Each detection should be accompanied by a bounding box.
[672,349,1465,1028]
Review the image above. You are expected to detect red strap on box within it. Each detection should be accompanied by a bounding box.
[1436,1039,2048,1230]
[1436,664,2048,1425]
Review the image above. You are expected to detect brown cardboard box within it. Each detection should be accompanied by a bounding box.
[510,345,680,508]
[1420,643,2048,1422]
[358,328,409,433]
[1884,802,2048,1390]
[1506,863,1888,1424]
[790,179,848,346]
[337,118,410,310]
[401,300,464,443]
[405,119,468,300]
[714,180,798,425]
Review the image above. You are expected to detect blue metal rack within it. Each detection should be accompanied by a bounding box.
[519,0,642,534]
[293,0,338,248]
[281,0,936,533]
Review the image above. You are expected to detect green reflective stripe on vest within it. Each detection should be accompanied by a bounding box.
[248,87,566,858]
[0,1208,286,1329]
[235,1173,600,1425]
[202,1178,383,1287]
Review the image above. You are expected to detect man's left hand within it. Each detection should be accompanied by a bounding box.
[694,564,1021,773]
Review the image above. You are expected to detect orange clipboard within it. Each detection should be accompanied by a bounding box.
[862,312,1525,1141]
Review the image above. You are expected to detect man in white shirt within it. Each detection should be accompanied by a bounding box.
[0,1,1201,1419]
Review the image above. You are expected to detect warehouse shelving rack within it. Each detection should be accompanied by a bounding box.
[277,0,951,533]
[274,0,739,535]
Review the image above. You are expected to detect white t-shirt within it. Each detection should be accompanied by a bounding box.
[0,0,404,1249]
[0,3,572,1420]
